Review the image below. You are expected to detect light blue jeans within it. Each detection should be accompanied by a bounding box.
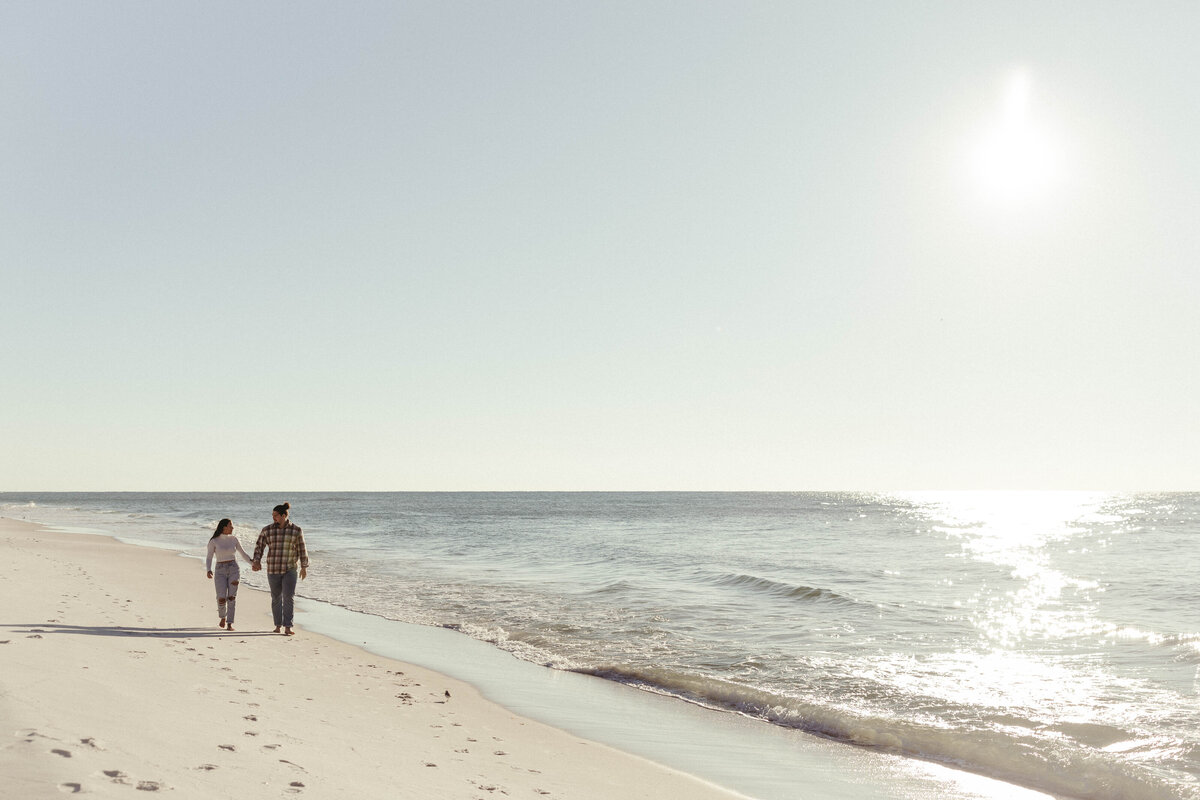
[267,568,299,628]
[213,561,241,625]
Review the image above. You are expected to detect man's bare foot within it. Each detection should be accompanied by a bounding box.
[274,627,281,633]
[284,628,295,636]
[219,619,226,628]
[227,625,235,631]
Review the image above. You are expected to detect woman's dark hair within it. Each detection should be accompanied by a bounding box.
[273,502,290,516]
[211,518,232,540]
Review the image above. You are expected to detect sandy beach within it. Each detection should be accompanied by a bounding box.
[0,517,749,799]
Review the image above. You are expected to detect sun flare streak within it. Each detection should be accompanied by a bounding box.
[965,69,1065,209]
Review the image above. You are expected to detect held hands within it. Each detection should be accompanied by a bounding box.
[244,560,302,577]
[206,571,213,579]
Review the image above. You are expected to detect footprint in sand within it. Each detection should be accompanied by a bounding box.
[470,781,505,794]
[104,770,129,784]
[51,749,72,758]
[136,780,164,791]
[196,764,218,771]
[218,744,236,752]
[58,783,82,793]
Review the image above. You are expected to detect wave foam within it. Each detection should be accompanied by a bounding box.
[575,664,1191,800]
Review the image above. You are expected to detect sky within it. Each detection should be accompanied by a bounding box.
[2,2,1198,491]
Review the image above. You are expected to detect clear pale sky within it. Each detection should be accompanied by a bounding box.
[2,2,1197,491]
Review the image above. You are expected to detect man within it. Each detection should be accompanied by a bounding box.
[252,502,309,635]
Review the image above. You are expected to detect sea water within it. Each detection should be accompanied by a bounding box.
[2,491,1196,800]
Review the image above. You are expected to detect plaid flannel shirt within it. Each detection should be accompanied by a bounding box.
[253,521,309,574]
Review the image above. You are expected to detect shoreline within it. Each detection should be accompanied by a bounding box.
[0,515,1060,800]
[0,516,750,799]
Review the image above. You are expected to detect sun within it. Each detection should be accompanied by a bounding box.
[966,69,1064,208]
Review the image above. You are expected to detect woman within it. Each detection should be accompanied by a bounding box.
[206,518,253,631]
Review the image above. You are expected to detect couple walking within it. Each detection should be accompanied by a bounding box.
[204,502,310,635]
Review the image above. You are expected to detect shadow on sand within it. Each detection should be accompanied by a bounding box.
[0,623,279,639]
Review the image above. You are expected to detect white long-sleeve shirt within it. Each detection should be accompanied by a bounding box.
[206,534,252,571]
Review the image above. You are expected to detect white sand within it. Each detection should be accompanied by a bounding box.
[0,517,749,799]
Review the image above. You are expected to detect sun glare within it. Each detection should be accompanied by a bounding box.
[966,69,1065,209]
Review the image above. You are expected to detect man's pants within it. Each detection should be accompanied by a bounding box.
[267,568,299,628]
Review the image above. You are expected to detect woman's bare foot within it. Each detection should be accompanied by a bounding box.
[284,628,295,636]
[273,627,281,633]
[226,624,235,631]
[219,619,226,628]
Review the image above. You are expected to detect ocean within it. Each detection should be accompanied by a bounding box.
[2,491,1196,800]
